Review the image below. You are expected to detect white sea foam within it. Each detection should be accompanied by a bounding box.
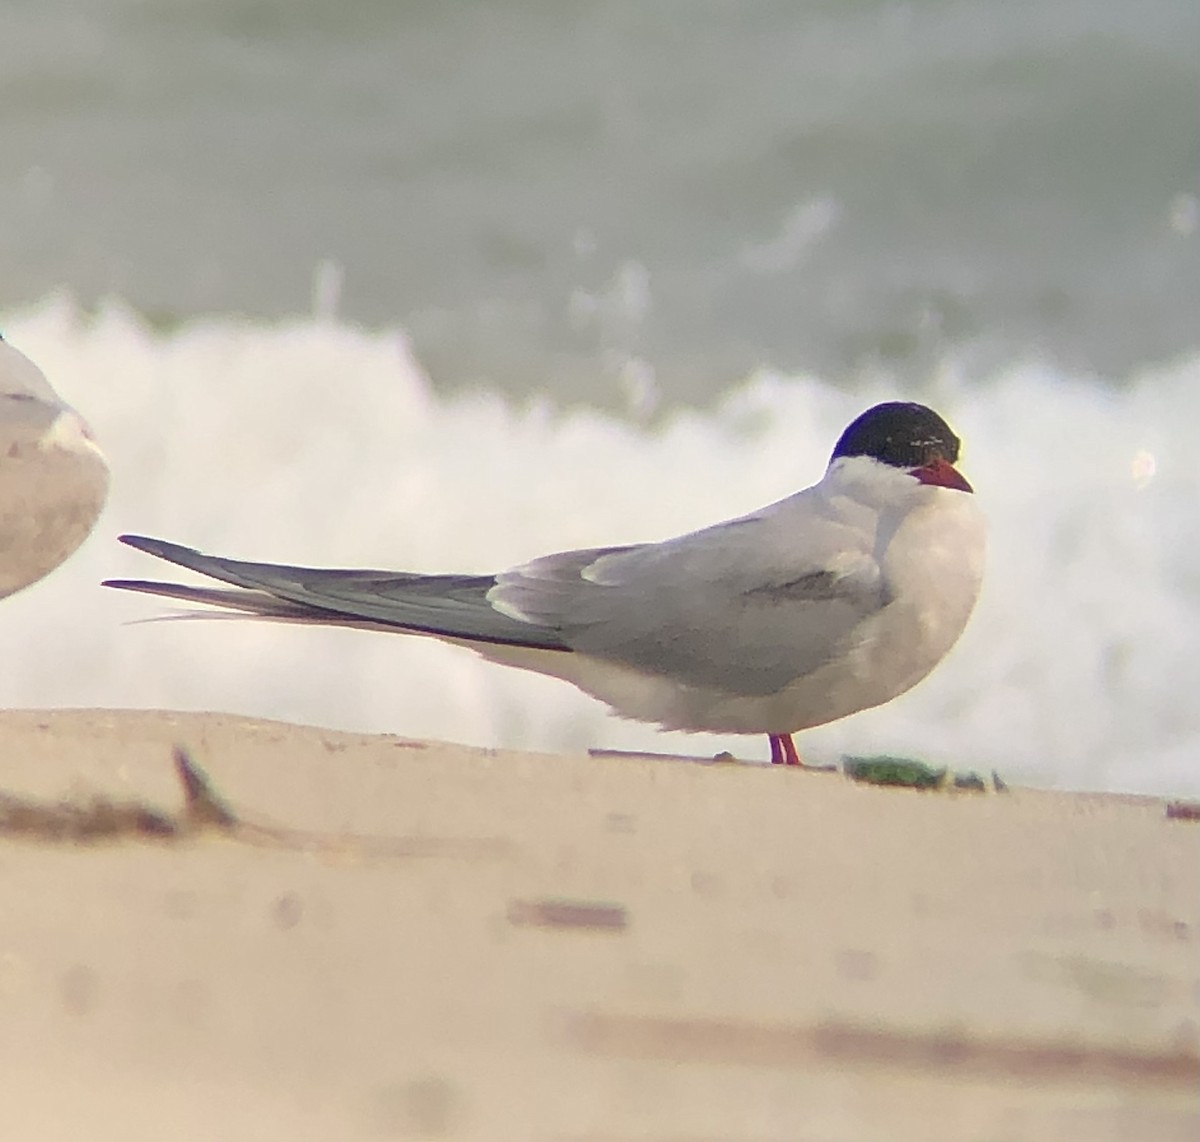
[3,294,1197,795]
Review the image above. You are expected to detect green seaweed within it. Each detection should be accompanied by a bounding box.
[842,755,946,788]
[841,755,1005,792]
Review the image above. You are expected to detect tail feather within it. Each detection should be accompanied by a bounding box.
[108,535,571,651]
[102,577,419,632]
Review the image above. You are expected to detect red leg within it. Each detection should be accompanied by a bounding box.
[769,733,803,766]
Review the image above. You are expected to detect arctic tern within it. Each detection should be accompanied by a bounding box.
[106,401,984,765]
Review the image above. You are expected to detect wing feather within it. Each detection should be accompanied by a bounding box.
[489,491,886,695]
[112,481,886,700]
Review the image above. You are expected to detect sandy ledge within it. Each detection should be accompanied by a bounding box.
[1,708,1197,1141]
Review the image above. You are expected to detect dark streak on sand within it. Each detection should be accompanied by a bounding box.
[0,790,178,843]
[509,898,629,932]
[565,1011,1200,1088]
[0,747,512,861]
[0,748,226,843]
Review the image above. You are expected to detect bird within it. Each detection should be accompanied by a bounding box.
[105,401,984,765]
[0,335,109,599]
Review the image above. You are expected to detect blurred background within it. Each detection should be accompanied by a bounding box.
[2,0,1199,792]
[4,0,1198,408]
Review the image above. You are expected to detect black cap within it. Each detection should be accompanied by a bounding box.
[829,402,961,469]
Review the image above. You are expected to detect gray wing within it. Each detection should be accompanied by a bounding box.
[490,493,887,695]
[111,489,884,697]
[108,535,571,650]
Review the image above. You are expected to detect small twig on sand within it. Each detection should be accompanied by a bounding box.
[173,746,239,829]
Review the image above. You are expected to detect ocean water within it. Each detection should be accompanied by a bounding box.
[3,295,1198,796]
[3,1,1198,405]
[1,2,1198,794]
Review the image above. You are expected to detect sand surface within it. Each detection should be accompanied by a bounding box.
[1,708,1197,1140]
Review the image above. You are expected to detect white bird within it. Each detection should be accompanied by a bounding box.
[106,401,984,765]
[0,336,109,599]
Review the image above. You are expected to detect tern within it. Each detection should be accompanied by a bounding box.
[106,401,984,765]
[0,336,109,599]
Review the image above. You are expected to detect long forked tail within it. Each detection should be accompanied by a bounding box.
[102,574,369,625]
[105,535,570,651]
